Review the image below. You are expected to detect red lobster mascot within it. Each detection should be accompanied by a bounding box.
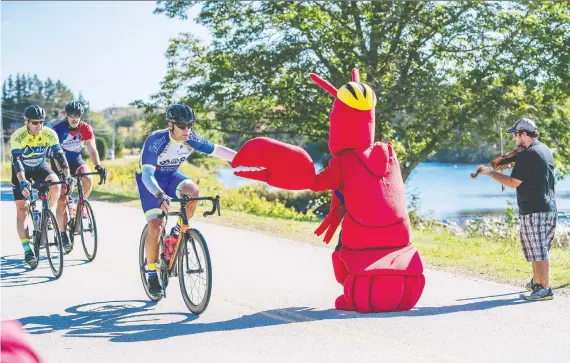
[232,68,425,312]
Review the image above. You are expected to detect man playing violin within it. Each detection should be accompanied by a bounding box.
[473,118,557,301]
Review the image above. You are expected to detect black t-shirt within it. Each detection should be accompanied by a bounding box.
[510,140,557,215]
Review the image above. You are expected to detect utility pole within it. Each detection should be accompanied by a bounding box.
[110,105,116,160]
[85,101,91,125]
[0,113,4,163]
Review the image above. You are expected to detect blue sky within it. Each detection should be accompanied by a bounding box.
[1,1,210,111]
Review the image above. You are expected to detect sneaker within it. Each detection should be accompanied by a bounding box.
[61,232,73,254]
[521,284,554,301]
[147,274,163,298]
[525,278,536,291]
[24,251,38,269]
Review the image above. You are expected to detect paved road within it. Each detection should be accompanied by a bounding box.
[1,185,569,362]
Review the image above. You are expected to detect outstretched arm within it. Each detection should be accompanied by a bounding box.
[212,144,237,163]
[311,157,342,192]
[489,170,522,188]
[475,165,522,189]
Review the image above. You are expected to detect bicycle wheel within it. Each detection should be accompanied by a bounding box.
[78,200,98,261]
[42,209,63,279]
[139,225,162,302]
[178,228,212,315]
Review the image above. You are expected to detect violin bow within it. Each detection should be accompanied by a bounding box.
[498,120,506,192]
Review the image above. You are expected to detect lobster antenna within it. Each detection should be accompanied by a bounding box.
[309,73,337,97]
[352,68,360,82]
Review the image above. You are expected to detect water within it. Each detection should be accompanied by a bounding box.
[217,162,570,220]
[406,163,570,219]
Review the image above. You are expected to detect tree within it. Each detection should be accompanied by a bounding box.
[1,74,80,129]
[145,1,570,180]
[95,137,109,161]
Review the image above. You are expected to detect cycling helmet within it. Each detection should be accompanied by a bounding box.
[166,104,195,125]
[64,101,84,116]
[23,105,46,120]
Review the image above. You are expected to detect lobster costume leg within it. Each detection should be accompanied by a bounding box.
[340,272,425,312]
[332,237,349,285]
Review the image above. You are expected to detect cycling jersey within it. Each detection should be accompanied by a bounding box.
[136,129,215,220]
[137,129,215,182]
[51,120,94,163]
[10,125,62,171]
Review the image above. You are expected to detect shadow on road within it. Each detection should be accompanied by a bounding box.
[18,296,532,343]
[1,254,90,287]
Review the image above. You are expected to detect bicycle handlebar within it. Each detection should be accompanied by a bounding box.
[30,180,68,196]
[75,171,106,185]
[160,195,221,219]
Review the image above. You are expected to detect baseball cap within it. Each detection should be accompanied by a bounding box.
[506,118,538,134]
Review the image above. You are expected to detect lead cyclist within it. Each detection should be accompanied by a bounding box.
[136,104,236,298]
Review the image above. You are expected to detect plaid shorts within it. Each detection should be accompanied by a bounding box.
[519,212,557,262]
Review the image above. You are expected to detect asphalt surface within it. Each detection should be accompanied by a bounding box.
[1,184,569,362]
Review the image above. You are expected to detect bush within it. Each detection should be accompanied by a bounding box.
[191,175,319,222]
[114,135,125,158]
[246,186,331,217]
[96,138,109,160]
[93,159,318,222]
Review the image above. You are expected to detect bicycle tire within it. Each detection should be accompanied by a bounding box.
[178,228,212,315]
[79,199,98,261]
[139,225,163,302]
[42,209,63,279]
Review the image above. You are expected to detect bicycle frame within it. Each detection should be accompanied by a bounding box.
[66,171,103,234]
[29,180,67,244]
[161,195,220,273]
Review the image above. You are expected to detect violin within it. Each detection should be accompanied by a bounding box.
[470,145,525,178]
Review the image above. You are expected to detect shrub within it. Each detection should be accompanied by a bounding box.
[96,138,109,160]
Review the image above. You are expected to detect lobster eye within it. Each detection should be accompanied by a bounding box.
[337,82,377,111]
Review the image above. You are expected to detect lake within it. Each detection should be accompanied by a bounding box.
[217,162,570,220]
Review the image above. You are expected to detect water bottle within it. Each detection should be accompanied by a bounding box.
[164,220,181,262]
[33,209,40,223]
[69,199,77,218]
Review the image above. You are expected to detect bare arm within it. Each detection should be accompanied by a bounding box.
[488,170,522,189]
[85,138,102,166]
[16,171,26,183]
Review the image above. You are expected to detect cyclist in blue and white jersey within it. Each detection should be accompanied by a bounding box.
[136,104,236,297]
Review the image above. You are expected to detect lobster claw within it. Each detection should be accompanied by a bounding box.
[232,137,316,190]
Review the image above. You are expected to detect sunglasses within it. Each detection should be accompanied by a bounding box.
[28,120,45,126]
[67,114,81,119]
[173,123,192,130]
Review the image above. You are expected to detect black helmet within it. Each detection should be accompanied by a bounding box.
[166,104,195,125]
[23,105,46,120]
[64,101,84,116]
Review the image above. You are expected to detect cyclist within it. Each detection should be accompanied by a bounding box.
[51,101,107,253]
[10,105,74,267]
[136,104,236,297]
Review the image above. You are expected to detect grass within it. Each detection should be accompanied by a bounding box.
[2,160,569,296]
[189,208,570,297]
